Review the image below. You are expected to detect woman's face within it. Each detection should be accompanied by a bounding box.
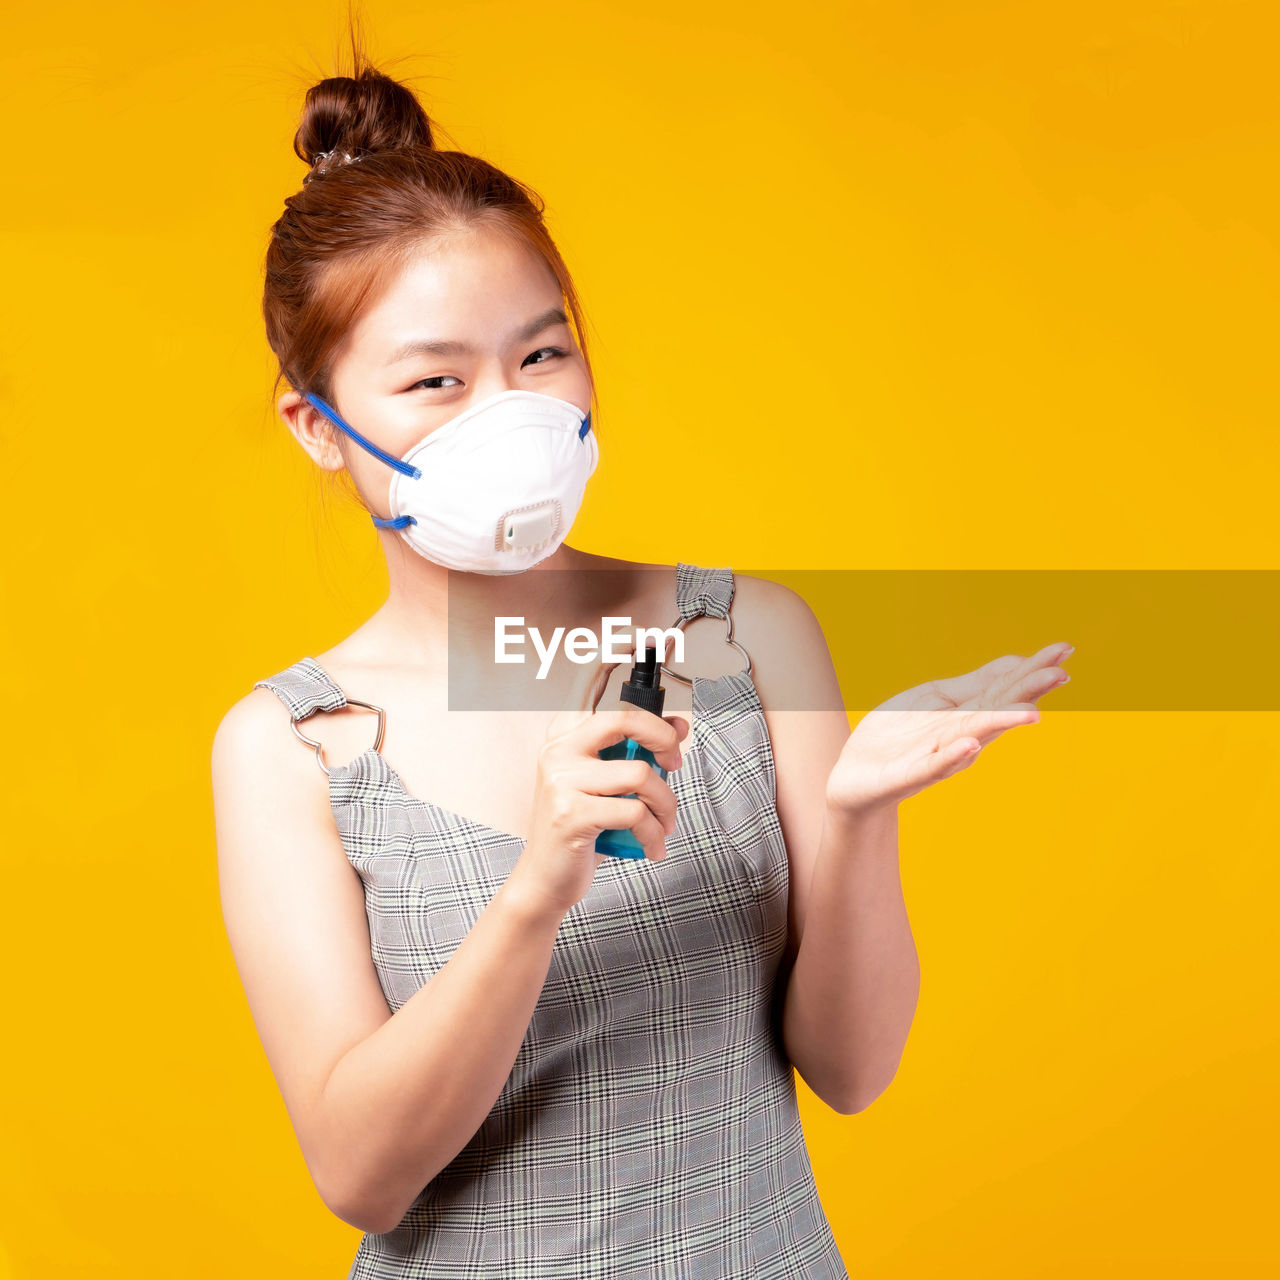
[287,226,593,508]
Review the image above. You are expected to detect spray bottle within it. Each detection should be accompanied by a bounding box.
[595,644,670,860]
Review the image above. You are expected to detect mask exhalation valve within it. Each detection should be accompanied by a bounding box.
[499,499,560,552]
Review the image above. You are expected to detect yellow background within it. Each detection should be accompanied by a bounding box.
[3,0,1277,1275]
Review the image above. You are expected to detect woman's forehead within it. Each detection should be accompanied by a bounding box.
[351,238,559,356]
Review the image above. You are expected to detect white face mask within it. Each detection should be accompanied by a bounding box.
[302,387,599,575]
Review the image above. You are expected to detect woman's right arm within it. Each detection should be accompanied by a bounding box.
[213,672,684,1236]
[211,689,569,1236]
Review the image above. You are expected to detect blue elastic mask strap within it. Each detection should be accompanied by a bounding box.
[303,391,420,530]
[303,392,592,531]
[303,392,423,480]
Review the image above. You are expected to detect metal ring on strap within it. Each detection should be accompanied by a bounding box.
[290,697,387,776]
[659,613,753,687]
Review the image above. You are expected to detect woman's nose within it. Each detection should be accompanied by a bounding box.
[471,374,524,401]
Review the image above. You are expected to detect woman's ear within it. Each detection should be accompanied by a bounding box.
[278,390,344,472]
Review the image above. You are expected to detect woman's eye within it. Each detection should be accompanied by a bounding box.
[522,346,567,368]
[407,347,565,392]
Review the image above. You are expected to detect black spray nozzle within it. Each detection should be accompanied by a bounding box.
[620,644,666,717]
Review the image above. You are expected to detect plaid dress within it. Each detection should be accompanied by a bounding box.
[253,562,848,1279]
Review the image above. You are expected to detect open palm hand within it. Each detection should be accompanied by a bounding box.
[825,641,1075,816]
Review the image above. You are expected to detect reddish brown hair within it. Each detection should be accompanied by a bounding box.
[262,29,598,431]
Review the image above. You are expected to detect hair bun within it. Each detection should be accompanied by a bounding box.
[294,57,435,175]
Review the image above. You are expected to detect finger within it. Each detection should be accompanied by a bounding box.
[561,705,681,771]
[631,802,671,862]
[932,653,1025,705]
[594,794,671,862]
[938,708,1039,763]
[984,642,1075,703]
[578,758,678,835]
[1009,662,1071,706]
[957,704,1041,739]
[935,642,1073,706]
[940,736,983,774]
[894,735,983,794]
[620,762,679,833]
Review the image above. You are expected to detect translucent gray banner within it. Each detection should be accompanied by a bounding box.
[444,567,1279,712]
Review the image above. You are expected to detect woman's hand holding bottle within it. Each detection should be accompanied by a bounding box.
[509,635,690,921]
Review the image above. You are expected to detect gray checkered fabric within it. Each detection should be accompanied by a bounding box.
[254,562,848,1279]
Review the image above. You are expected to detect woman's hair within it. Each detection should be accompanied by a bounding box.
[262,29,597,428]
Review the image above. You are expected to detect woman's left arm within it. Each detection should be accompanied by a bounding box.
[736,575,1073,1115]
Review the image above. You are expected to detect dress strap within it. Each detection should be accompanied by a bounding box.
[674,561,735,621]
[667,562,752,687]
[252,656,349,721]
[253,658,387,777]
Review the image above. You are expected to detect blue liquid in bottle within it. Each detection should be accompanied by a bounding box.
[595,644,669,861]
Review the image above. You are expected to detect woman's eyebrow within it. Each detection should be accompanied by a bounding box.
[384,305,569,366]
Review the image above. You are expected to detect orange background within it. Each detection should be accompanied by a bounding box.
[2,1,1277,1275]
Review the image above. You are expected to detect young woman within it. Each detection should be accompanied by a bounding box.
[212,44,1072,1280]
